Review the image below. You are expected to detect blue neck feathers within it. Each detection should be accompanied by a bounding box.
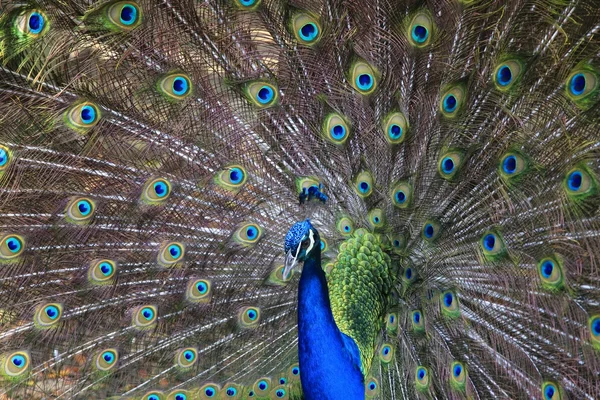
[297,241,365,400]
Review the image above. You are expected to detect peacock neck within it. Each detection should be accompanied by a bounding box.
[297,243,365,400]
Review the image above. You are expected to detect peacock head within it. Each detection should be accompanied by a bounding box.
[283,219,320,279]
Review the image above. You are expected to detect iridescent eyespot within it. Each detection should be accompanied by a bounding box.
[588,315,600,350]
[267,265,293,286]
[216,165,248,191]
[411,309,425,333]
[480,231,506,260]
[565,67,598,108]
[143,391,164,400]
[223,383,240,398]
[291,13,321,45]
[349,61,378,95]
[88,259,117,284]
[288,364,300,381]
[0,234,25,260]
[168,391,192,400]
[270,386,287,399]
[367,209,385,230]
[253,378,271,395]
[407,12,433,47]
[537,255,564,291]
[2,351,31,379]
[234,223,263,246]
[498,151,527,182]
[0,145,12,174]
[564,166,596,199]
[336,216,354,237]
[365,377,380,397]
[319,238,328,253]
[158,73,192,100]
[382,112,409,145]
[385,312,398,332]
[65,197,96,224]
[95,349,118,371]
[450,361,467,391]
[244,82,279,108]
[441,291,460,318]
[141,177,172,204]
[354,171,374,198]
[437,150,465,180]
[34,303,63,328]
[323,113,351,144]
[403,267,416,285]
[239,306,260,328]
[542,381,562,400]
[391,182,412,208]
[15,10,48,38]
[234,0,260,10]
[415,366,430,391]
[422,220,440,241]
[133,305,157,329]
[493,60,524,91]
[186,279,212,302]
[175,348,197,368]
[106,2,142,30]
[199,383,220,399]
[64,102,101,132]
[157,241,185,267]
[439,85,466,118]
[378,343,394,363]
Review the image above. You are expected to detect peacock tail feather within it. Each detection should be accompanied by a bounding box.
[0,0,599,399]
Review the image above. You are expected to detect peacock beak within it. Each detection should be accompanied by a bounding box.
[283,250,298,280]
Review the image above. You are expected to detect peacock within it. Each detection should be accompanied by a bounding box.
[1,0,600,398]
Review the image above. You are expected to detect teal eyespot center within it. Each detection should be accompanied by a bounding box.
[247,309,257,320]
[299,23,318,41]
[168,244,182,258]
[570,73,586,96]
[497,65,513,86]
[120,4,138,25]
[331,124,347,140]
[567,170,583,191]
[172,77,190,96]
[388,124,402,139]
[411,25,428,43]
[356,74,374,91]
[77,200,92,215]
[229,167,244,184]
[453,364,462,376]
[80,106,97,124]
[226,387,237,396]
[257,86,274,104]
[102,351,115,363]
[443,94,457,112]
[6,236,22,253]
[45,305,59,319]
[28,12,45,34]
[441,157,455,174]
[99,262,113,276]
[153,181,168,197]
[0,148,8,167]
[11,355,26,368]
[141,307,154,320]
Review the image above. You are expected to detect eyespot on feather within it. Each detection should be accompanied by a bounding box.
[407,12,434,48]
[199,383,221,399]
[234,223,263,246]
[158,73,192,100]
[383,112,408,145]
[1,351,31,379]
[157,241,185,267]
[440,291,460,318]
[244,81,279,108]
[65,197,96,224]
[186,279,212,302]
[415,366,430,391]
[450,361,467,391]
[323,113,351,145]
[15,10,49,38]
[291,13,321,46]
[88,259,117,284]
[238,306,260,328]
[0,234,25,260]
[349,61,379,95]
[34,303,63,328]
[64,102,101,133]
[354,171,374,198]
[132,305,157,329]
[175,348,198,368]
[95,349,118,371]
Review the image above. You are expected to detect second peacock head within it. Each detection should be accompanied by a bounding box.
[283,219,319,279]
